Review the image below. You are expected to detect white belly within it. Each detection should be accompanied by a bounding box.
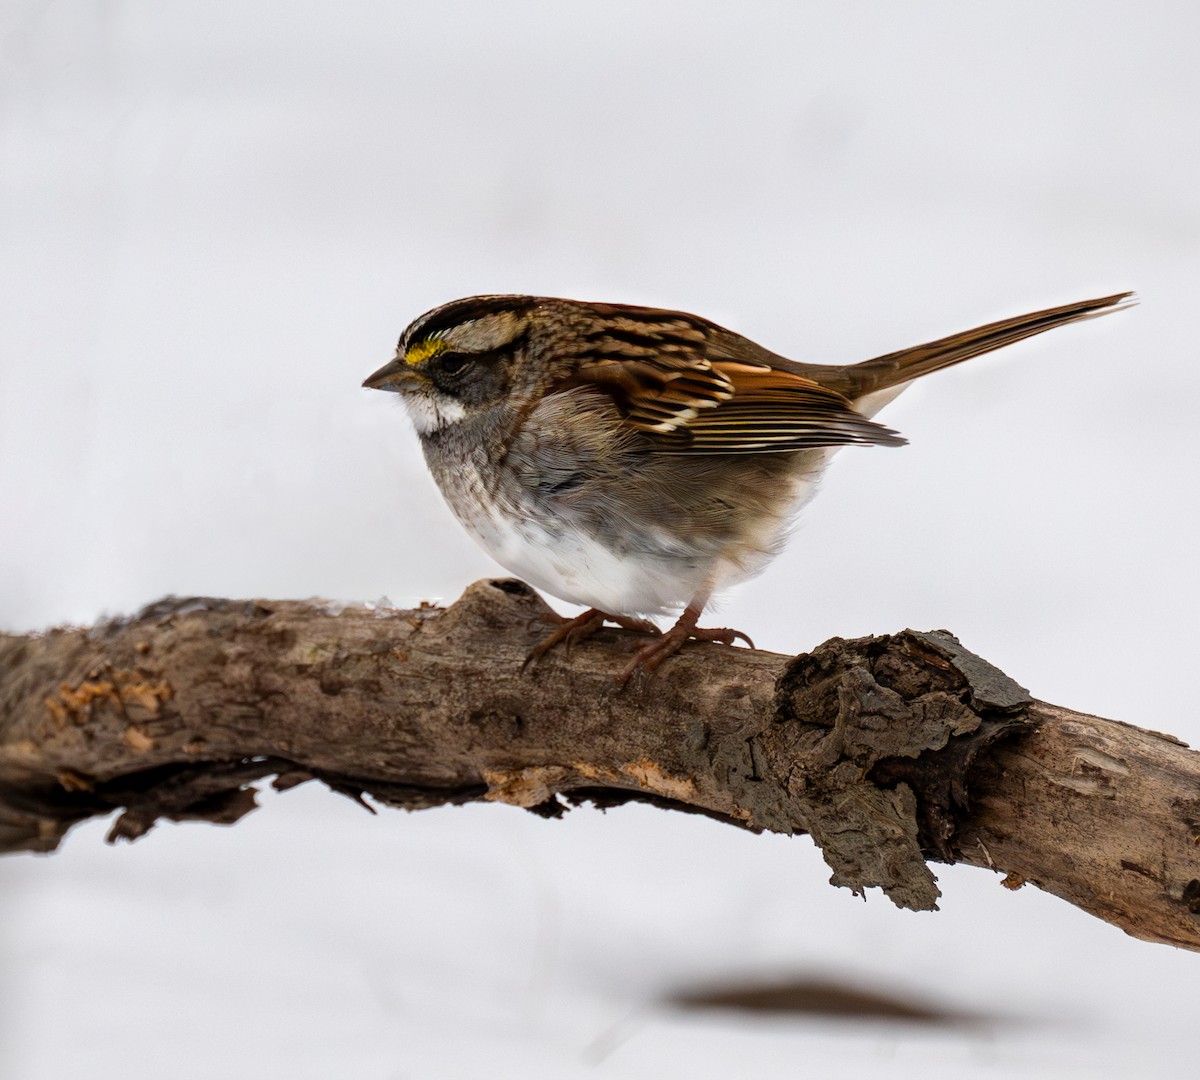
[460,503,706,615]
[432,452,828,617]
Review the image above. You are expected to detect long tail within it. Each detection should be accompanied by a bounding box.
[838,291,1133,400]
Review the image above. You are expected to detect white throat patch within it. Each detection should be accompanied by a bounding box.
[402,393,467,434]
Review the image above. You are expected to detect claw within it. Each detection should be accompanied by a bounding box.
[615,614,755,685]
[523,609,660,670]
[522,597,751,684]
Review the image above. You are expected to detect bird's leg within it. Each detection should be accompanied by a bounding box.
[616,595,755,685]
[524,608,660,668]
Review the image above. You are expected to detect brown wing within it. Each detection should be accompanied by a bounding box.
[573,350,904,455]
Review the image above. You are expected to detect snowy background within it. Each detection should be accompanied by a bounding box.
[2,2,1199,1076]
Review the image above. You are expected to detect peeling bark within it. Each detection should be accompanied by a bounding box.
[2,579,1198,951]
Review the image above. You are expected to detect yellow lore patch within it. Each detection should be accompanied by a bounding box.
[405,337,448,366]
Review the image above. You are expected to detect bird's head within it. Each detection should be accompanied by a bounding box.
[363,295,545,434]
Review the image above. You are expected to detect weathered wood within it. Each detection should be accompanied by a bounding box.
[2,579,1198,951]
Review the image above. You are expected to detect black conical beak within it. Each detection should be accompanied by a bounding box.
[362,357,421,392]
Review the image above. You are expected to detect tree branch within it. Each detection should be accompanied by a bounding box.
[2,579,1198,950]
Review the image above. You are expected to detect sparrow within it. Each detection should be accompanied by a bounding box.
[364,291,1130,681]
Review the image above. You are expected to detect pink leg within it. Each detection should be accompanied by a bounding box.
[524,608,660,669]
[616,596,755,685]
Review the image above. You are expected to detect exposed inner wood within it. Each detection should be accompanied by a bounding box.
[2,579,1198,951]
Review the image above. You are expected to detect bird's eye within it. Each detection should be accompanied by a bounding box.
[438,353,472,376]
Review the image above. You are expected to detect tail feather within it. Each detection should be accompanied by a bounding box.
[840,292,1133,399]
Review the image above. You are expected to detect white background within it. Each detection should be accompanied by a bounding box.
[2,2,1198,1076]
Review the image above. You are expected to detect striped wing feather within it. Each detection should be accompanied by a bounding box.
[557,292,1131,455]
[574,353,903,455]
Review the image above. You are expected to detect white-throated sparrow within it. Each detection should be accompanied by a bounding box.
[364,292,1130,681]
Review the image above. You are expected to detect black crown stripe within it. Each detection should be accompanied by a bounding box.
[412,295,535,343]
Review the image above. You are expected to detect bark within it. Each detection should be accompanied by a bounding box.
[2,579,1198,951]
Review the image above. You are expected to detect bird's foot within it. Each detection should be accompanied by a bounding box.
[523,608,660,669]
[616,617,755,685]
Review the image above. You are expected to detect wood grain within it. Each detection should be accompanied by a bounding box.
[2,578,1198,951]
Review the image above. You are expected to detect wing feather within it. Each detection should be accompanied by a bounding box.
[569,349,903,454]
